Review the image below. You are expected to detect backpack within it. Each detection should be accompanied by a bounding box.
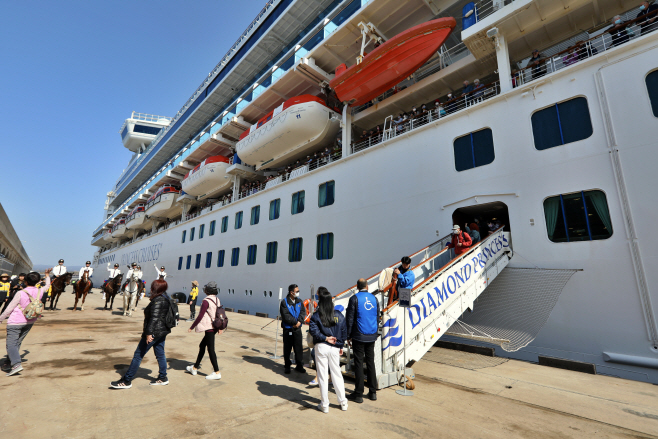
[18,289,44,320]
[206,297,228,331]
[164,295,179,329]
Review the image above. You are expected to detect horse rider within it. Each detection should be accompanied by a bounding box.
[52,259,67,281]
[104,263,121,299]
[137,265,146,298]
[122,263,143,291]
[73,261,94,294]
[154,263,167,280]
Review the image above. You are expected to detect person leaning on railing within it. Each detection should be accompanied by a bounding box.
[636,1,658,35]
[606,15,632,47]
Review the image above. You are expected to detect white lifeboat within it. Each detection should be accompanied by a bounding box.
[95,228,113,245]
[126,204,151,230]
[145,185,182,219]
[236,95,340,169]
[111,218,128,239]
[181,156,232,199]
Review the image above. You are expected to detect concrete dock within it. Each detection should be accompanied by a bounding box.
[1,291,657,439]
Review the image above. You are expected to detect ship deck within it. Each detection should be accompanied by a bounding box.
[2,290,657,439]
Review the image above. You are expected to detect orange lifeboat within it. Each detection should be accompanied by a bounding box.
[181,156,232,199]
[329,18,456,106]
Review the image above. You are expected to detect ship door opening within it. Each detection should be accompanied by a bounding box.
[452,201,510,239]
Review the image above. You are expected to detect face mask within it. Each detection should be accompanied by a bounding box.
[640,5,646,10]
[615,19,621,24]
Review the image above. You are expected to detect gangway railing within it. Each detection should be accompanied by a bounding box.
[331,227,512,389]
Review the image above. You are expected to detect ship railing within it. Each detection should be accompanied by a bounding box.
[353,81,501,154]
[510,12,658,89]
[351,42,471,116]
[467,0,518,25]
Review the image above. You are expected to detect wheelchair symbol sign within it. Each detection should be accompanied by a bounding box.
[364,297,375,311]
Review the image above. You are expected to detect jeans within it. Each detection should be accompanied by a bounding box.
[316,343,346,408]
[282,328,303,369]
[352,340,377,395]
[123,335,167,382]
[194,331,219,372]
[6,324,33,366]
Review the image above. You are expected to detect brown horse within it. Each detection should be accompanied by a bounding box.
[49,272,73,310]
[73,271,91,311]
[103,274,123,310]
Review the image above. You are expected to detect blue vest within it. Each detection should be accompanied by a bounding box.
[355,291,378,335]
[283,299,301,329]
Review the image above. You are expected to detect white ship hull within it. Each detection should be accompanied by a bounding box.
[236,101,340,169]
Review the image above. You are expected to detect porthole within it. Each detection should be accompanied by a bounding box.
[263,291,267,297]
[269,291,272,297]
[250,290,252,296]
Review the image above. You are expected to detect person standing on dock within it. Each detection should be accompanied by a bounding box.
[187,281,198,321]
[279,284,306,374]
[0,273,10,309]
[346,278,380,403]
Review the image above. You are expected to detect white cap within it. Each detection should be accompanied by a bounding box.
[452,225,461,231]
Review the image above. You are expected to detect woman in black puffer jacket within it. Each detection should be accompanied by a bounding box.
[111,279,171,389]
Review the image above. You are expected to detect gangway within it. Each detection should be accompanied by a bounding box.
[331,227,513,389]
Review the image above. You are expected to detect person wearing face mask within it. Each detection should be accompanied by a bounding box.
[606,15,631,46]
[394,256,415,294]
[279,284,306,374]
[446,225,473,256]
[637,2,658,35]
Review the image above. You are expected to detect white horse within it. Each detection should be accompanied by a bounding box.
[123,272,140,317]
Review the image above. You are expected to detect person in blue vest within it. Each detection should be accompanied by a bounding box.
[345,278,380,403]
[279,284,306,374]
[394,256,415,293]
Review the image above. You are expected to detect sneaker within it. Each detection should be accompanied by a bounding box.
[6,364,23,376]
[206,372,221,380]
[149,379,169,386]
[294,366,307,374]
[186,365,197,376]
[347,393,363,404]
[308,378,318,386]
[341,401,349,411]
[317,403,328,414]
[368,391,377,401]
[110,380,132,389]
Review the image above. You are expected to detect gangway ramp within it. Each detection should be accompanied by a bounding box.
[332,227,512,389]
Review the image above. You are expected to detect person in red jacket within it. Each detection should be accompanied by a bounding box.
[446,225,473,256]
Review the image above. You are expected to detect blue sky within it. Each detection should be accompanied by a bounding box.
[0,0,268,267]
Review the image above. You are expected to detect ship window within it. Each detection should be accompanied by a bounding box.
[195,254,201,269]
[532,97,593,150]
[181,230,186,243]
[209,220,216,236]
[316,233,334,260]
[251,206,260,225]
[186,255,192,270]
[221,216,228,233]
[199,224,205,239]
[190,227,195,242]
[647,70,658,117]
[544,190,613,243]
[289,237,303,262]
[453,128,495,172]
[266,241,278,264]
[247,245,257,265]
[217,250,225,268]
[133,124,162,135]
[292,191,305,215]
[205,252,212,268]
[178,257,183,270]
[269,199,280,220]
[231,247,240,266]
[235,211,243,229]
[318,181,335,207]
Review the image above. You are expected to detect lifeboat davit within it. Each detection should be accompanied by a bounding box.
[111,218,128,239]
[236,95,340,169]
[181,156,232,199]
[126,204,151,230]
[145,185,182,219]
[329,17,456,106]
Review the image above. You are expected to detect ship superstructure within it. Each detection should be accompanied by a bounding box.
[91,0,658,384]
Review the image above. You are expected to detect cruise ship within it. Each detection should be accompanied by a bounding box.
[91,0,658,385]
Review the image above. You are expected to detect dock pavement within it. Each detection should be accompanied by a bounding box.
[1,290,657,438]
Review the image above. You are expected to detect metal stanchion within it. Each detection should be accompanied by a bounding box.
[269,287,283,360]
